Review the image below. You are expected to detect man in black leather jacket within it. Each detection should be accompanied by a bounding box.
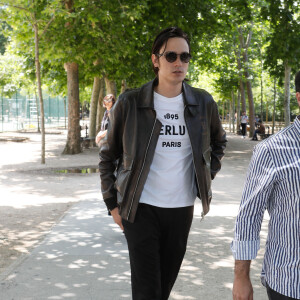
[99,27,227,300]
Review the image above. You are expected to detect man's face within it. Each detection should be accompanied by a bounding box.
[297,92,300,108]
[152,37,190,86]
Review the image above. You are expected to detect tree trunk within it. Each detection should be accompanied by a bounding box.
[272,78,276,134]
[245,77,255,137]
[240,81,246,113]
[222,101,225,124]
[34,23,45,164]
[89,76,101,146]
[63,62,81,154]
[226,102,229,124]
[104,76,117,97]
[96,77,105,133]
[243,56,255,136]
[238,26,255,137]
[34,87,40,133]
[121,79,127,94]
[231,91,235,133]
[234,47,246,113]
[260,66,263,122]
[237,89,241,132]
[64,96,67,129]
[284,60,291,127]
[228,99,232,132]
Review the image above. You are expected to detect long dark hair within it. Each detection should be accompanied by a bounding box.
[295,71,300,93]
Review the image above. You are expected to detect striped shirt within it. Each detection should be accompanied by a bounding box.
[231,116,300,299]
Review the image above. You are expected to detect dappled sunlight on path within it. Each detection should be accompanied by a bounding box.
[170,133,268,299]
[0,132,270,299]
[1,200,131,299]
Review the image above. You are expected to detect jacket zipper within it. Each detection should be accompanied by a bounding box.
[184,105,205,220]
[127,115,157,220]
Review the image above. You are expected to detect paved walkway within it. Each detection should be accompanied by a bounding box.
[0,131,269,299]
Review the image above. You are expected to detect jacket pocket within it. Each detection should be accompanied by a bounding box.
[115,154,133,203]
[202,147,212,168]
[202,147,212,199]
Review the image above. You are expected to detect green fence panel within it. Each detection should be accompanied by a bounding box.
[0,92,68,132]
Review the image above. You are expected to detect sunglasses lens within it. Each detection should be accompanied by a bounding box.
[163,52,191,63]
[165,52,177,63]
[180,52,191,63]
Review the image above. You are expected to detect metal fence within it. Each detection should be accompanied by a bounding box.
[0,91,67,132]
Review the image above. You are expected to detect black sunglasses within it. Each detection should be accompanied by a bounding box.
[157,51,192,63]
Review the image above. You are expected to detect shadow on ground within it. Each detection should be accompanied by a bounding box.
[0,132,269,299]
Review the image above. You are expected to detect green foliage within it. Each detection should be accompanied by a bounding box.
[0,46,30,96]
[0,20,11,54]
[261,0,300,80]
[191,1,252,99]
[0,0,299,119]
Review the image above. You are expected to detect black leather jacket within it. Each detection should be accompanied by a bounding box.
[99,79,227,223]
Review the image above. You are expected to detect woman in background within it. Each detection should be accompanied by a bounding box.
[95,94,116,145]
[240,111,248,139]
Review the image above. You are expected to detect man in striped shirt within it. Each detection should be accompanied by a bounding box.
[231,71,300,300]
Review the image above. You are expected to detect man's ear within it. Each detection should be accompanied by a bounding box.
[296,92,300,107]
[151,54,159,68]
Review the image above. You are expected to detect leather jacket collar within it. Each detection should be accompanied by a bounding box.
[137,78,199,112]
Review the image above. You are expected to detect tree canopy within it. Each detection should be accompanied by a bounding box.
[1,0,300,122]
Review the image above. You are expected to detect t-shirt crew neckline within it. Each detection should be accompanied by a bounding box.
[153,91,183,103]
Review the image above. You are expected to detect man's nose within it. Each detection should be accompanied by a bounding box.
[174,55,182,65]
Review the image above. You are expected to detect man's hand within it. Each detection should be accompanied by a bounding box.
[96,130,107,143]
[233,275,253,300]
[232,260,253,300]
[110,207,124,231]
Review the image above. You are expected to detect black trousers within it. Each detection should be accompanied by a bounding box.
[252,129,259,140]
[122,203,194,300]
[241,123,247,136]
[267,283,297,300]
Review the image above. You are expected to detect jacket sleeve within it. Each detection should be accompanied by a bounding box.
[210,101,227,179]
[98,97,124,211]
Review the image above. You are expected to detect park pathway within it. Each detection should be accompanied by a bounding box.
[0,133,269,300]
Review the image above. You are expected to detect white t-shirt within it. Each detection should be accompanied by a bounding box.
[139,92,197,208]
[241,115,248,124]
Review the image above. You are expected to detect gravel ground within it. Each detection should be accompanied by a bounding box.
[0,130,100,275]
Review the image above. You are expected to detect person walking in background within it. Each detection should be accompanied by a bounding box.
[95,94,116,145]
[99,27,227,300]
[240,111,248,139]
[231,71,300,300]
